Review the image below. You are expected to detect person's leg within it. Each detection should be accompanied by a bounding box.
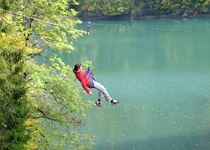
[98,90,104,101]
[95,91,103,107]
[93,81,112,102]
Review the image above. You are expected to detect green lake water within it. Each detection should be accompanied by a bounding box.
[57,18,210,150]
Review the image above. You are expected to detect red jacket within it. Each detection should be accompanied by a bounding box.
[75,70,90,94]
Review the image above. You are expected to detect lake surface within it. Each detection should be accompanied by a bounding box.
[60,18,210,150]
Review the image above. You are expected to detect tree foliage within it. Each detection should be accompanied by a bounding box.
[0,33,30,150]
[76,0,210,17]
[0,0,94,149]
[77,0,130,16]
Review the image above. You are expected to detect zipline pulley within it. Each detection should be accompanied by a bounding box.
[87,21,91,36]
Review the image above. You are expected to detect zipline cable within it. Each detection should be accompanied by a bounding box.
[1,8,210,35]
[86,21,95,78]
[0,8,86,34]
[86,21,92,65]
[2,8,209,35]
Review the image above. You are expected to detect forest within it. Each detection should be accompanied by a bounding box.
[74,0,210,19]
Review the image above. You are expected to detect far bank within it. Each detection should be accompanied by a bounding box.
[78,13,210,21]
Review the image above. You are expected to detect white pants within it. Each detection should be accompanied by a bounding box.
[93,81,112,102]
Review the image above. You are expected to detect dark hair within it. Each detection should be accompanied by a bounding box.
[73,63,81,73]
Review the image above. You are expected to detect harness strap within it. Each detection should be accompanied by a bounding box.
[85,67,94,88]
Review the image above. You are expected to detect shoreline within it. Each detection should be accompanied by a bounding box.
[79,13,210,21]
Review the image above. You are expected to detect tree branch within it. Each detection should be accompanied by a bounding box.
[35,127,49,146]
[41,87,67,108]
[37,109,57,122]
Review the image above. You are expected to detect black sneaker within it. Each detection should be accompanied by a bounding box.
[111,100,119,105]
[95,101,101,107]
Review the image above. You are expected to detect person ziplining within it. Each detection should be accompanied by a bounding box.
[73,63,119,107]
